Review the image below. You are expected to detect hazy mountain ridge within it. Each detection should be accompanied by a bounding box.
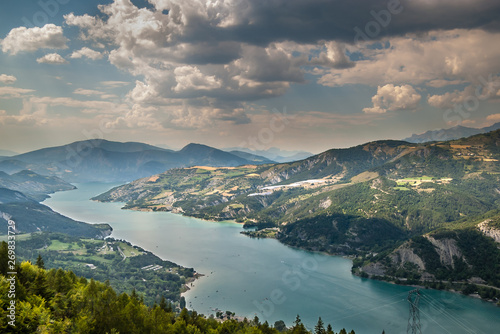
[0,140,264,182]
[403,122,500,143]
[223,146,313,163]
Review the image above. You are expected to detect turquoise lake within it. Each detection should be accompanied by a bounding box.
[44,183,500,334]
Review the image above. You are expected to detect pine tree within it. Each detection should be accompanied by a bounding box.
[294,315,302,327]
[291,315,308,334]
[326,324,334,334]
[315,317,325,334]
[36,253,45,269]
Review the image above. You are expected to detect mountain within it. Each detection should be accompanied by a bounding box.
[403,122,500,143]
[0,170,76,201]
[223,146,313,163]
[0,187,111,238]
[0,140,260,182]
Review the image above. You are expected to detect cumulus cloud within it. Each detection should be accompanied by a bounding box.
[0,74,16,84]
[173,66,222,93]
[319,29,500,87]
[310,42,354,69]
[105,105,163,130]
[60,0,500,128]
[427,87,474,110]
[36,53,68,64]
[70,47,103,60]
[427,80,500,110]
[1,24,68,55]
[363,84,421,114]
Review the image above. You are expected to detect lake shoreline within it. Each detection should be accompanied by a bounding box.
[95,197,500,307]
[44,183,500,333]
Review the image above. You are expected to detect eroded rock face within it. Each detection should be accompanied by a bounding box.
[390,245,426,270]
[425,235,464,268]
[361,262,387,276]
[478,220,500,243]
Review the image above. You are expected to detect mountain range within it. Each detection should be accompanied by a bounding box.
[0,140,270,182]
[403,121,500,143]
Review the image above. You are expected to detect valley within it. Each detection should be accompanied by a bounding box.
[93,130,500,303]
[1,130,499,333]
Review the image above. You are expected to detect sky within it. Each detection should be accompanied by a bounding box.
[1,0,500,154]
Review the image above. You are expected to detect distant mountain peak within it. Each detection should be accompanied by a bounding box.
[404,122,500,143]
[180,143,214,151]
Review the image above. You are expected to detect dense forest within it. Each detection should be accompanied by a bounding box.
[0,242,359,334]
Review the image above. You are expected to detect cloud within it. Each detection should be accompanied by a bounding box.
[100,81,130,88]
[319,29,500,87]
[427,81,500,110]
[363,84,421,114]
[0,87,35,98]
[173,66,222,93]
[1,24,68,55]
[36,53,68,64]
[73,88,105,96]
[309,42,355,69]
[486,113,500,124]
[145,0,500,45]
[29,96,129,114]
[426,79,467,88]
[427,87,474,110]
[0,74,16,84]
[74,88,118,100]
[0,99,47,126]
[70,47,103,60]
[104,105,163,130]
[62,0,500,129]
